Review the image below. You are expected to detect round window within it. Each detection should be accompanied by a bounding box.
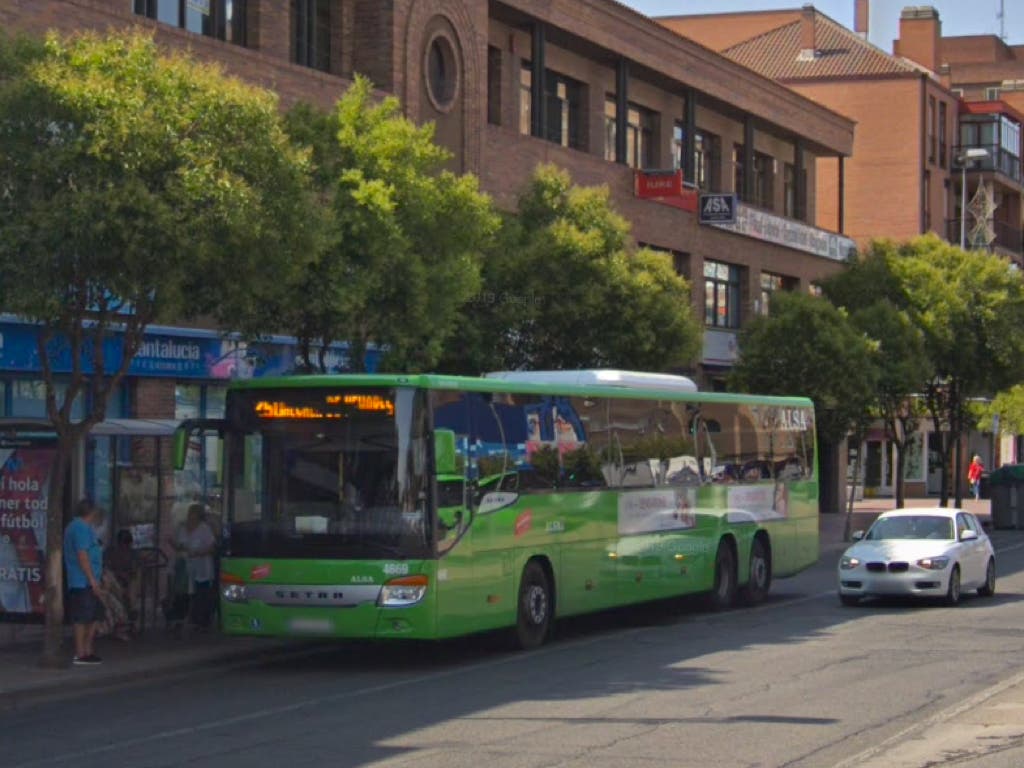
[426,35,458,111]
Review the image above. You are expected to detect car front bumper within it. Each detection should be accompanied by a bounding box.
[838,568,949,598]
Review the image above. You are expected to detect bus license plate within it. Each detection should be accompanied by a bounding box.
[288,618,333,634]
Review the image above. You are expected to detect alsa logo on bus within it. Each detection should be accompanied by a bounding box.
[753,407,811,432]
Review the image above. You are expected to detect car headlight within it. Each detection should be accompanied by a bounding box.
[222,583,248,603]
[917,557,950,570]
[840,556,861,570]
[378,575,428,607]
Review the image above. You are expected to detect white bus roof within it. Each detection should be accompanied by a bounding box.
[484,369,698,392]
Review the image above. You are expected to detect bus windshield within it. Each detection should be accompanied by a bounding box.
[224,387,431,559]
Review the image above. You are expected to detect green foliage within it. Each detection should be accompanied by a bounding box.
[728,291,878,444]
[979,385,1024,434]
[0,31,313,338]
[442,164,702,373]
[281,77,499,372]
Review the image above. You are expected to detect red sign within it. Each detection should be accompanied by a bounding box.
[514,510,533,538]
[250,564,272,581]
[634,169,698,213]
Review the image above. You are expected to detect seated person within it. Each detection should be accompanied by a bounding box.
[104,529,139,616]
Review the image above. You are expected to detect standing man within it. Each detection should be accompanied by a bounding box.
[968,455,985,502]
[63,500,105,665]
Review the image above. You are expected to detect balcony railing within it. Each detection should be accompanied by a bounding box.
[953,144,1023,183]
[946,218,1024,255]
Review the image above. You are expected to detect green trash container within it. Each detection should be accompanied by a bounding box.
[988,465,1024,529]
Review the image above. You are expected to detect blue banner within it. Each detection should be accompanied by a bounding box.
[0,321,380,381]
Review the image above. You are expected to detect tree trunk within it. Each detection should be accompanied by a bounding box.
[39,435,71,669]
[894,442,907,509]
[844,437,863,542]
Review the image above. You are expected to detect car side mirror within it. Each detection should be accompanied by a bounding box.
[960,529,979,541]
[852,530,864,541]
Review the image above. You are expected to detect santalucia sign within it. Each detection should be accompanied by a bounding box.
[711,201,856,262]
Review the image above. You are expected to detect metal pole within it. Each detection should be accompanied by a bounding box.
[960,161,966,249]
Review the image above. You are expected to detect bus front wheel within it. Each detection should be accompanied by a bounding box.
[705,541,737,611]
[739,536,771,606]
[516,561,552,650]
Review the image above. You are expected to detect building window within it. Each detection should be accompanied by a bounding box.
[753,152,774,210]
[923,170,931,232]
[604,97,617,162]
[519,67,532,136]
[928,96,936,164]
[626,104,655,169]
[135,0,247,46]
[760,272,794,315]
[939,101,948,169]
[521,64,583,149]
[733,144,744,198]
[986,86,1001,101]
[951,88,964,98]
[292,0,331,72]
[487,46,502,126]
[425,35,459,111]
[672,123,685,171]
[784,162,807,220]
[704,260,741,328]
[694,129,719,191]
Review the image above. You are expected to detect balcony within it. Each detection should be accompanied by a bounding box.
[953,144,1023,184]
[946,218,1024,256]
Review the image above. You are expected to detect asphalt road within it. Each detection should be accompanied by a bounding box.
[4,532,1024,768]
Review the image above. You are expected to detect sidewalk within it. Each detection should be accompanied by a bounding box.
[0,496,996,711]
[0,626,312,712]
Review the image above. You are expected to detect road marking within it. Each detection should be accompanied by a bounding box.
[830,667,1024,768]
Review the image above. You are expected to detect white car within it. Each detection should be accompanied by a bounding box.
[837,507,996,606]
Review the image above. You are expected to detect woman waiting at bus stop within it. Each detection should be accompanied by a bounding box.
[172,504,218,631]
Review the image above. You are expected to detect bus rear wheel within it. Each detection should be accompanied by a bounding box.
[704,540,737,611]
[739,536,771,606]
[516,561,552,650]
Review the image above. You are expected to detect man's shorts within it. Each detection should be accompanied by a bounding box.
[67,587,105,625]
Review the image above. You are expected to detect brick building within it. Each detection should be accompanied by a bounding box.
[893,8,1024,259]
[659,3,1023,262]
[0,0,857,620]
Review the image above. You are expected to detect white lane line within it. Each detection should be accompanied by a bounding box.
[830,666,1024,768]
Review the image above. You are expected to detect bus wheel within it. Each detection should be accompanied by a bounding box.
[739,536,771,606]
[705,541,737,611]
[516,561,552,650]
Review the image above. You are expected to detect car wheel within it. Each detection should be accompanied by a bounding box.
[945,565,961,606]
[977,558,996,597]
[839,594,860,607]
[740,536,771,606]
[704,541,737,611]
[515,561,552,650]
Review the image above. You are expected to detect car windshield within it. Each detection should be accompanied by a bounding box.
[865,515,954,541]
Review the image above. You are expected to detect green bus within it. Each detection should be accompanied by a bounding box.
[179,371,818,649]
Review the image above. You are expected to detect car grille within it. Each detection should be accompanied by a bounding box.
[841,580,863,588]
[866,562,886,572]
[915,581,940,589]
[888,562,909,573]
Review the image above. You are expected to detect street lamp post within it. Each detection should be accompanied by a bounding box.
[959,147,990,250]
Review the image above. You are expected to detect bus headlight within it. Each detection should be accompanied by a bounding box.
[378,575,428,607]
[221,576,248,603]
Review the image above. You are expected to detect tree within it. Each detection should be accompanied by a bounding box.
[822,243,931,508]
[0,31,313,665]
[890,235,1024,506]
[441,164,702,373]
[728,291,878,515]
[280,77,499,373]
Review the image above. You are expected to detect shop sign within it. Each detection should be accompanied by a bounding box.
[699,194,737,224]
[702,328,739,366]
[0,320,381,380]
[635,170,698,213]
[0,437,55,618]
[710,202,857,262]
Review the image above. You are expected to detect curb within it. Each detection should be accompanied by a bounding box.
[0,639,325,713]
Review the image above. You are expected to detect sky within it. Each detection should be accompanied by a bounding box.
[621,1,1024,50]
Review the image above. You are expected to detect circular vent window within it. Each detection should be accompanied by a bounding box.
[426,34,458,111]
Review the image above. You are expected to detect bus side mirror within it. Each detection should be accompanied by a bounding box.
[173,426,189,471]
